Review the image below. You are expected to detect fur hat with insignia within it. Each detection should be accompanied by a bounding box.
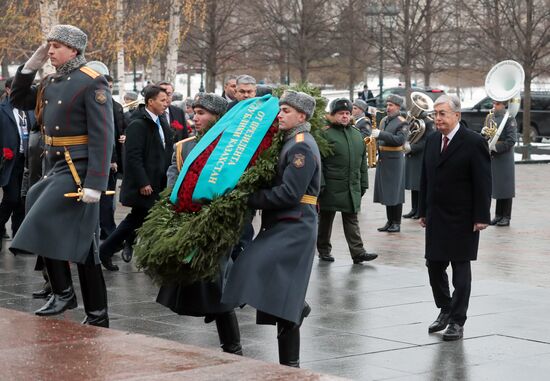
[329,98,353,115]
[353,99,368,112]
[279,90,316,120]
[192,93,228,116]
[386,94,405,107]
[47,25,88,55]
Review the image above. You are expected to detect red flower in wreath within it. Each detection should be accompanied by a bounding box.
[2,148,14,160]
[173,122,278,213]
[171,120,184,130]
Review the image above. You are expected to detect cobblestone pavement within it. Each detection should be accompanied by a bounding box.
[0,163,549,380]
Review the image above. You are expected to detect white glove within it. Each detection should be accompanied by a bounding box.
[371,129,380,138]
[81,188,102,203]
[403,142,411,153]
[22,43,50,73]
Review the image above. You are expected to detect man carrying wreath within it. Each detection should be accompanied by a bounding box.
[221,90,321,368]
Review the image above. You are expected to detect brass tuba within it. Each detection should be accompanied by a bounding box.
[406,92,434,145]
[484,60,524,150]
[364,106,379,168]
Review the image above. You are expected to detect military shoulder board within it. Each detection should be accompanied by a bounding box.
[80,66,100,79]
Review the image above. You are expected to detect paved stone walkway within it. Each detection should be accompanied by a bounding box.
[0,163,549,380]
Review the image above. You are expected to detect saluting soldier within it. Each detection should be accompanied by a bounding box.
[485,100,517,226]
[9,25,114,327]
[372,94,408,233]
[403,112,435,219]
[222,91,320,368]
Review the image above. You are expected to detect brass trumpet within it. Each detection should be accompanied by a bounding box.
[364,107,379,168]
[122,99,141,109]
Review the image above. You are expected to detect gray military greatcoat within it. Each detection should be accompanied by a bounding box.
[373,114,408,206]
[405,119,435,191]
[221,130,321,325]
[490,112,516,199]
[9,65,113,264]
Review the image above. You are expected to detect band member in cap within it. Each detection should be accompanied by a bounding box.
[222,90,320,367]
[352,98,372,138]
[317,98,377,264]
[372,94,408,233]
[484,100,516,226]
[157,93,242,355]
[9,24,113,327]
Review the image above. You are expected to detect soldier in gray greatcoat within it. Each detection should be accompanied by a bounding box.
[222,90,320,368]
[372,94,409,232]
[403,113,435,219]
[9,25,113,327]
[484,100,516,226]
[157,93,243,356]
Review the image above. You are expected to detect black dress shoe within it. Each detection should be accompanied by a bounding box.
[428,311,450,333]
[121,243,133,263]
[377,221,391,232]
[403,210,417,219]
[32,286,52,299]
[490,216,502,225]
[35,289,77,316]
[411,214,420,220]
[443,323,463,341]
[496,217,510,226]
[318,253,335,262]
[386,223,401,233]
[353,252,378,264]
[100,252,119,271]
[81,314,109,328]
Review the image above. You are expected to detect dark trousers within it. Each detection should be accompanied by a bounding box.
[386,204,403,224]
[317,210,365,258]
[427,260,471,326]
[99,171,117,238]
[0,154,25,236]
[100,206,149,257]
[408,190,419,213]
[495,198,513,219]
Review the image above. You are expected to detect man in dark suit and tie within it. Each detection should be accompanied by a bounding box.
[419,94,491,341]
[0,77,36,240]
[157,81,188,142]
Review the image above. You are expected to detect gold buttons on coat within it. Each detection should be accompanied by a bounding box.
[45,100,48,104]
[58,100,62,104]
[56,151,61,156]
[67,77,71,80]
[55,126,60,131]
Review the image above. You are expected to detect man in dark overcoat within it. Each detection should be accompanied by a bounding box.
[0,77,36,240]
[9,25,114,327]
[317,98,377,264]
[157,81,188,142]
[419,94,491,341]
[372,94,408,232]
[222,90,320,367]
[483,100,516,226]
[99,85,172,271]
[403,113,435,219]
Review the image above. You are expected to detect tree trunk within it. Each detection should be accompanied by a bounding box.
[521,0,533,161]
[116,0,126,100]
[165,0,182,85]
[1,56,9,79]
[39,0,59,76]
[151,54,162,83]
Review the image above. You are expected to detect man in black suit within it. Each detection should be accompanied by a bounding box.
[157,81,188,142]
[358,85,374,102]
[0,77,36,241]
[419,94,491,341]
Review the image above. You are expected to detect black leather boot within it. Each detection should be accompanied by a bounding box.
[32,268,52,299]
[277,321,300,368]
[78,263,109,328]
[36,259,77,316]
[377,221,391,232]
[215,310,242,355]
[404,191,419,218]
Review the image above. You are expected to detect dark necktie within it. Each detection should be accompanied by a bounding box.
[18,110,29,154]
[441,136,449,153]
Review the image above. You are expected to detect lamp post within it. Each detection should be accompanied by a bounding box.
[366,2,399,104]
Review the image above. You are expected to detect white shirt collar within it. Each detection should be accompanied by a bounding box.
[145,107,160,122]
[444,123,460,141]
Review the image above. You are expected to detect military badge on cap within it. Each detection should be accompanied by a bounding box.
[293,153,305,168]
[95,89,107,104]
